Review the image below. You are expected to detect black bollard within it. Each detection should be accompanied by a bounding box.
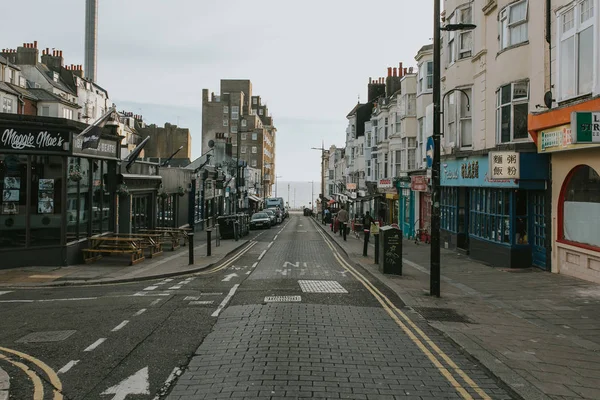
[374,233,380,264]
[363,231,369,257]
[188,232,194,265]
[207,229,212,256]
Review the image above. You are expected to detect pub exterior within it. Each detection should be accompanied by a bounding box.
[0,114,120,268]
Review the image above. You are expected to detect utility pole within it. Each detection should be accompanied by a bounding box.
[311,180,314,213]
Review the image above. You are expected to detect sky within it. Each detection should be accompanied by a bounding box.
[4,0,434,183]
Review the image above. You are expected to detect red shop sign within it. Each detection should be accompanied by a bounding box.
[411,176,429,192]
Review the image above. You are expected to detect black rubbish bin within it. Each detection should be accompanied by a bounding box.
[378,225,403,275]
[217,215,237,239]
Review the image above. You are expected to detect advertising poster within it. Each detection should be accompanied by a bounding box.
[1,202,18,215]
[38,199,54,214]
[38,179,54,191]
[2,190,19,202]
[4,177,20,189]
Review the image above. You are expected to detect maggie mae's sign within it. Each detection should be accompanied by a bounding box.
[0,127,70,152]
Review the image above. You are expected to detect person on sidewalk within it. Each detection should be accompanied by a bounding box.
[337,206,349,241]
[362,211,375,256]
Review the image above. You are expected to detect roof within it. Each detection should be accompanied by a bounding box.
[346,102,365,118]
[0,55,20,70]
[27,88,81,108]
[35,64,76,95]
[0,82,20,96]
[5,83,38,100]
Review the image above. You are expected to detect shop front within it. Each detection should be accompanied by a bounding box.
[377,178,396,226]
[529,101,600,282]
[411,174,431,242]
[0,115,120,268]
[440,152,549,269]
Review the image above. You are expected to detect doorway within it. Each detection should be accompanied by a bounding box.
[457,188,469,251]
[530,191,548,270]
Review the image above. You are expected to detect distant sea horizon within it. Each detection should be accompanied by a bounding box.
[272,181,321,209]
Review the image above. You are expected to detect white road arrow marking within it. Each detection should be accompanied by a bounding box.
[101,367,149,400]
[222,273,238,282]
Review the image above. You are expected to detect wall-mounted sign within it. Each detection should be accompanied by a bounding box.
[489,151,520,180]
[73,135,119,159]
[411,176,429,192]
[441,155,519,188]
[538,123,600,153]
[377,179,393,189]
[572,112,600,143]
[0,127,70,153]
[346,183,357,190]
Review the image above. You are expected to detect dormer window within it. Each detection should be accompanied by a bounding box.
[53,72,59,82]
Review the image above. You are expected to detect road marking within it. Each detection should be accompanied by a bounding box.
[264,295,301,302]
[0,291,12,296]
[273,235,278,241]
[283,261,299,267]
[201,292,222,296]
[84,338,106,352]
[101,367,149,400]
[184,296,199,301]
[111,320,129,332]
[258,250,267,260]
[0,353,44,400]
[222,273,238,282]
[167,286,182,290]
[0,362,8,400]
[251,262,258,268]
[0,297,100,303]
[197,241,257,275]
[143,286,158,291]
[267,241,274,248]
[298,280,348,293]
[150,299,162,306]
[0,300,34,303]
[134,308,147,316]
[57,360,79,374]
[211,284,240,317]
[189,300,214,305]
[313,219,490,400]
[0,346,63,399]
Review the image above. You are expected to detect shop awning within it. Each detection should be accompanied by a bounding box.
[122,174,162,181]
[248,194,262,202]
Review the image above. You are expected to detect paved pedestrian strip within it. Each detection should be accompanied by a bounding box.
[298,280,348,294]
[166,304,513,399]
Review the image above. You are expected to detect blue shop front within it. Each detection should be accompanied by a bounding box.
[396,179,415,238]
[440,152,549,269]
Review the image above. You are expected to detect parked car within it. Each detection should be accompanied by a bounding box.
[250,212,271,230]
[262,209,277,226]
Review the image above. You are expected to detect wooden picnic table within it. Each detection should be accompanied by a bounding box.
[83,237,145,265]
[139,229,186,251]
[110,233,163,258]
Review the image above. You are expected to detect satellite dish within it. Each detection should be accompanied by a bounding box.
[544,91,554,109]
[208,139,215,148]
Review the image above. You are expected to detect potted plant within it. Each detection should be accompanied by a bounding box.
[116,184,130,197]
[69,165,83,182]
[158,189,169,200]
[177,186,186,197]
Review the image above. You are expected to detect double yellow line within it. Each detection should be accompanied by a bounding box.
[0,346,63,400]
[314,223,491,400]
[195,241,257,275]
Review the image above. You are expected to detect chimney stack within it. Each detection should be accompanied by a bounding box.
[369,77,372,84]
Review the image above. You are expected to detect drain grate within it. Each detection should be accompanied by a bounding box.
[17,330,77,343]
[264,296,301,303]
[412,307,472,323]
[298,280,348,294]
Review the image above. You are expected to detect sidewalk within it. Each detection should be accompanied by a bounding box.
[0,230,250,287]
[317,219,600,400]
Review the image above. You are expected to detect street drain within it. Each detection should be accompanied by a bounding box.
[264,296,301,303]
[17,330,77,343]
[412,307,473,323]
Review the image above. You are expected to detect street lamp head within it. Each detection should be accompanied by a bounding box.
[441,23,477,31]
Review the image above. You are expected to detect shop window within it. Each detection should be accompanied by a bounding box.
[515,190,528,244]
[66,158,91,242]
[561,165,600,248]
[470,188,510,243]
[91,160,110,235]
[157,194,175,228]
[441,187,458,232]
[132,195,152,233]
[30,156,63,246]
[0,155,28,248]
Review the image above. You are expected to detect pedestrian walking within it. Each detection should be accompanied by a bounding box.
[337,206,349,241]
[362,211,375,256]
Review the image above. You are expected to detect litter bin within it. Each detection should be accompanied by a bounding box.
[237,213,248,236]
[378,225,403,275]
[216,215,237,239]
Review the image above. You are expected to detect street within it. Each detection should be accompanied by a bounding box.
[0,214,516,400]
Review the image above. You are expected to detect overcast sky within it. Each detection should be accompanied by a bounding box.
[4,0,434,182]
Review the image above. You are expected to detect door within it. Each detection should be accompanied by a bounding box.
[457,188,469,250]
[531,191,547,270]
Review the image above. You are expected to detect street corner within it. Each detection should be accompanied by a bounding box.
[0,346,63,400]
[0,268,69,287]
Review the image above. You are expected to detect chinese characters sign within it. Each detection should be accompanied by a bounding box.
[461,160,479,179]
[489,151,520,180]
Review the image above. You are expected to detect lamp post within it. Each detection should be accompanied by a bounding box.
[430,0,476,297]
[311,143,326,210]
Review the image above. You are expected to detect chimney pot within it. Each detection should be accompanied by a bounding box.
[404,68,407,75]
[34,41,37,48]
[399,62,403,70]
[46,47,49,54]
[387,67,392,77]
[369,77,372,84]
[393,67,397,77]
[409,67,414,73]
[23,43,26,48]
[60,51,63,57]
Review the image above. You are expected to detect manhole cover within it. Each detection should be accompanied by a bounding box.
[264,296,302,303]
[17,330,76,343]
[298,280,348,294]
[412,307,472,323]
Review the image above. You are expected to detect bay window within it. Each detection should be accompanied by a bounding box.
[558,0,595,101]
[496,81,529,143]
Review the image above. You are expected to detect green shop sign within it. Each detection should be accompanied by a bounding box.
[572,112,600,143]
